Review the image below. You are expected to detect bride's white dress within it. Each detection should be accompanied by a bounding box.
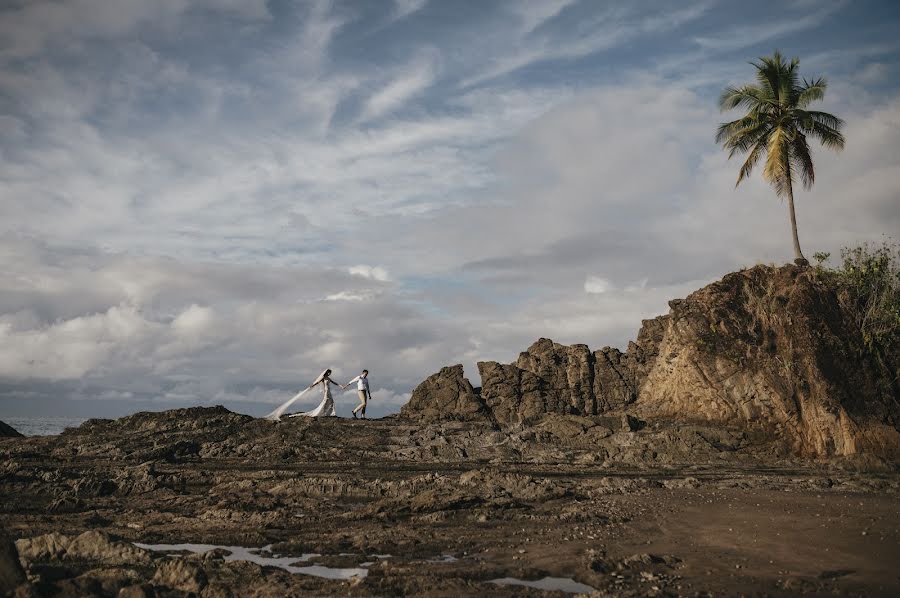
[290,379,337,418]
[265,370,338,421]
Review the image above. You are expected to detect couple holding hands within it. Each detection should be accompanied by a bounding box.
[265,368,372,421]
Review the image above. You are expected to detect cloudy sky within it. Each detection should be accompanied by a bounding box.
[1,0,899,419]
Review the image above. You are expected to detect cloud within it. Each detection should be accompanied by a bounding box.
[348,265,391,281]
[360,57,437,121]
[0,1,898,419]
[391,0,428,22]
[0,0,271,58]
[692,1,845,51]
[584,276,612,294]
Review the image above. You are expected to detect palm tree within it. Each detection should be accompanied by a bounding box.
[716,51,845,266]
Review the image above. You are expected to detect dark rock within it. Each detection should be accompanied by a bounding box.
[0,528,27,595]
[400,365,490,422]
[0,420,23,438]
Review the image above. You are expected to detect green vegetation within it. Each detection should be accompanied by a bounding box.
[816,240,900,352]
[716,51,845,266]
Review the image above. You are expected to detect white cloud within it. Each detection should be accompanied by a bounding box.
[392,0,428,22]
[360,58,437,122]
[692,1,844,51]
[584,276,611,294]
[324,290,373,302]
[0,1,897,419]
[348,265,391,281]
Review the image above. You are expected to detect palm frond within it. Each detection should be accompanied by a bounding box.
[797,77,827,108]
[716,115,757,143]
[803,110,845,131]
[790,133,815,190]
[763,126,791,197]
[736,140,766,187]
[718,84,769,111]
[725,122,772,158]
[805,119,846,150]
[754,56,781,101]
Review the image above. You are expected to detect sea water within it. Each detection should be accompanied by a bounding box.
[1,417,87,436]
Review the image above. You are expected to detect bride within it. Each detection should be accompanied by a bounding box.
[265,369,345,421]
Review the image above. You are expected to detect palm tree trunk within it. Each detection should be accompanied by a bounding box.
[784,161,808,266]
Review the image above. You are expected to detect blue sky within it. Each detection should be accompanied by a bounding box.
[1,0,899,418]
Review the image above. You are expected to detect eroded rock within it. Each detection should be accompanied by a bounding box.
[400,365,490,422]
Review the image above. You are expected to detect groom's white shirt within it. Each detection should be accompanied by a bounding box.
[348,375,369,392]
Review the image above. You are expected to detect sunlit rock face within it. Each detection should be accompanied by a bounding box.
[634,264,900,458]
[404,265,900,459]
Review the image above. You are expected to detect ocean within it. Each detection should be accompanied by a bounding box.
[2,416,89,437]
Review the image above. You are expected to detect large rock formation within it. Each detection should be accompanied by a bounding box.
[634,264,900,458]
[477,339,651,424]
[404,265,900,459]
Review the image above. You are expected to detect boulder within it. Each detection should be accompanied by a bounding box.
[0,420,23,438]
[400,365,489,422]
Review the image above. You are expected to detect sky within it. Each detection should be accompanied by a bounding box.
[1,0,899,419]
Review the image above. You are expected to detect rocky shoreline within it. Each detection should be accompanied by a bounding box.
[1,264,898,596]
[2,407,899,596]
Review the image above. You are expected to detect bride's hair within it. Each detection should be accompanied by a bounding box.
[324,369,332,377]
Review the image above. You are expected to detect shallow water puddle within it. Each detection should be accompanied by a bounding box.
[134,543,368,580]
[488,576,596,593]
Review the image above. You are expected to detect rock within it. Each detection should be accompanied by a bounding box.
[16,531,151,567]
[0,529,27,595]
[405,264,900,458]
[151,559,207,593]
[400,365,490,422]
[0,420,23,438]
[634,265,900,457]
[475,338,659,424]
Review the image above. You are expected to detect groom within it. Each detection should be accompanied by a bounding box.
[344,369,371,419]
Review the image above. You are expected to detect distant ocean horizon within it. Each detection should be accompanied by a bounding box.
[2,416,89,437]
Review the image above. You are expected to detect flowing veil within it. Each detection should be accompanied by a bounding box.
[265,369,328,421]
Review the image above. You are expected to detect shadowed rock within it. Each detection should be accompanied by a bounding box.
[400,365,490,422]
[0,420,23,438]
[0,528,26,595]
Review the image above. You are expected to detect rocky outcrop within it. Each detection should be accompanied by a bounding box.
[634,265,900,458]
[475,339,650,424]
[400,365,489,421]
[0,420,22,438]
[404,265,900,459]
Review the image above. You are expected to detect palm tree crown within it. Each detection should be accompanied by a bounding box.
[716,50,845,264]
